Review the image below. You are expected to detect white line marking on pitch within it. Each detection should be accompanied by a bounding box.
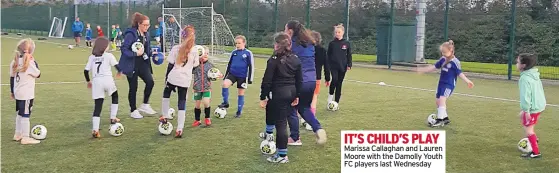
[3,36,557,108]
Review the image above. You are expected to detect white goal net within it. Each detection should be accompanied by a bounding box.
[48,17,68,38]
[162,4,235,59]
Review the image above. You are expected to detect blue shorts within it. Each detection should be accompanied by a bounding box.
[16,99,34,117]
[73,32,82,37]
[86,36,92,41]
[436,84,454,99]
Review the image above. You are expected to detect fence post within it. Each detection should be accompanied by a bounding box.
[306,0,310,28]
[274,0,278,32]
[388,0,394,69]
[245,0,249,45]
[507,0,517,80]
[443,0,449,41]
[222,0,226,15]
[344,0,350,40]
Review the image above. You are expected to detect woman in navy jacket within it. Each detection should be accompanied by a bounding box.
[119,12,157,119]
[284,20,327,146]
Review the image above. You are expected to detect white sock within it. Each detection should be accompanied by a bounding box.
[92,117,100,131]
[162,98,170,117]
[110,104,118,120]
[437,107,446,119]
[15,114,21,134]
[327,95,334,102]
[21,118,30,138]
[177,110,186,130]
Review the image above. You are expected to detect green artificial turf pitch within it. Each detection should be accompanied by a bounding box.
[1,36,558,173]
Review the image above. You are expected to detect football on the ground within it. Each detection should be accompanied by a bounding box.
[426,114,437,126]
[67,45,74,49]
[109,123,125,137]
[517,138,532,153]
[31,125,47,140]
[327,101,339,111]
[214,107,227,119]
[158,122,174,135]
[260,140,277,155]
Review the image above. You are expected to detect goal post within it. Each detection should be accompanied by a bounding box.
[162,3,235,59]
[49,17,68,38]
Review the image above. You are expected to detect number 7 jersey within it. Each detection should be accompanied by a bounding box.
[85,53,119,79]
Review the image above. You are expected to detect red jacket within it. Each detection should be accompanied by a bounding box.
[97,28,104,37]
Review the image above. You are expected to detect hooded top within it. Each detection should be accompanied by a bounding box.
[519,68,546,114]
[327,38,352,70]
[119,27,153,76]
[260,52,302,101]
[291,36,316,83]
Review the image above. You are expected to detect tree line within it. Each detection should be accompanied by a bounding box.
[2,0,558,66]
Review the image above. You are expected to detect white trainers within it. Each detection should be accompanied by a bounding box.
[327,95,334,103]
[315,129,327,145]
[20,137,40,145]
[13,134,22,142]
[139,104,157,115]
[130,110,143,119]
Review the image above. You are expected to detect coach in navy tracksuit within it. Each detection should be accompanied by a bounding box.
[120,12,157,119]
[284,20,327,145]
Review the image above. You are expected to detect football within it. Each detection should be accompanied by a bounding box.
[517,138,532,153]
[194,45,205,57]
[426,114,437,126]
[214,107,227,119]
[207,68,221,81]
[327,101,339,111]
[260,140,277,155]
[31,125,47,140]
[67,45,74,49]
[131,42,144,53]
[158,122,174,135]
[167,108,175,120]
[108,123,125,137]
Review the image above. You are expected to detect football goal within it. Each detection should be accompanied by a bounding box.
[162,4,235,59]
[48,17,68,38]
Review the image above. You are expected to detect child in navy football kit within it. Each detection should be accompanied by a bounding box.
[85,23,93,47]
[218,35,255,118]
[417,40,474,127]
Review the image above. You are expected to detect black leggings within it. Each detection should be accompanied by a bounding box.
[267,85,297,150]
[93,91,118,117]
[127,68,154,112]
[329,69,347,103]
[163,83,188,111]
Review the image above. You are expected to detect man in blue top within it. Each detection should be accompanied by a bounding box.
[218,35,254,118]
[71,17,84,47]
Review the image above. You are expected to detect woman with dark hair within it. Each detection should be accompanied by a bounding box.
[119,12,157,119]
[284,20,327,146]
